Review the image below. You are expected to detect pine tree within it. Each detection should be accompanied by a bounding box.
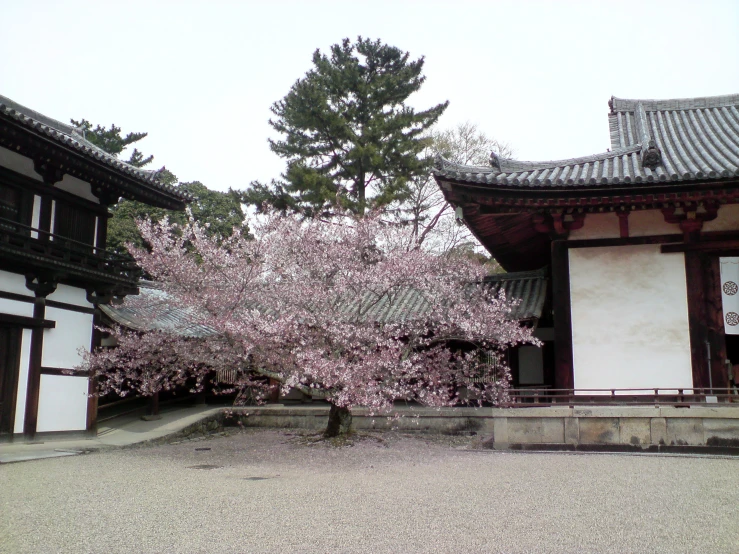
[245,37,449,216]
[70,119,154,168]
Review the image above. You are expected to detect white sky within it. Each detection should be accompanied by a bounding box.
[2,0,738,192]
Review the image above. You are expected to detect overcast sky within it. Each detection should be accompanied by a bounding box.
[2,0,738,192]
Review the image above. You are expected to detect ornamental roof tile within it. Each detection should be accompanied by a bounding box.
[433,94,739,189]
[0,95,191,203]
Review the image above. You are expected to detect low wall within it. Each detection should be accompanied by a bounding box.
[489,406,739,450]
[224,404,739,452]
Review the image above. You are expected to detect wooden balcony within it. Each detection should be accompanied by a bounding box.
[0,216,140,293]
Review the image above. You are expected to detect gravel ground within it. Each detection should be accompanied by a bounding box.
[1,429,737,554]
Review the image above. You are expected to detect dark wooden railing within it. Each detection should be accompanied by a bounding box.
[502,387,738,407]
[0,216,140,283]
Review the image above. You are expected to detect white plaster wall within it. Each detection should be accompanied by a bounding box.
[629,209,677,237]
[48,284,91,308]
[569,244,693,391]
[0,298,33,318]
[36,374,88,432]
[568,212,619,240]
[13,329,32,433]
[518,346,544,384]
[703,203,739,233]
[42,307,94,369]
[567,210,682,240]
[55,175,98,203]
[0,145,42,181]
[0,269,32,296]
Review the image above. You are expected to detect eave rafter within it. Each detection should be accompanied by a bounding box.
[440,177,739,216]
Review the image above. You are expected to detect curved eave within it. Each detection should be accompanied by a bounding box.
[0,106,191,210]
[434,172,739,206]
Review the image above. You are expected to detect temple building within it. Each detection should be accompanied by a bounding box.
[0,95,189,439]
[433,94,739,398]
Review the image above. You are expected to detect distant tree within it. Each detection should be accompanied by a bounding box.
[106,182,246,252]
[244,37,449,216]
[404,122,512,260]
[71,118,246,251]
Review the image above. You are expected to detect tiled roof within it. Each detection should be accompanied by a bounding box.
[483,267,548,321]
[102,271,549,336]
[0,95,191,203]
[100,283,217,338]
[433,93,739,188]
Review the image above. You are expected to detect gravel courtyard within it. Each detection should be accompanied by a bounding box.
[1,429,737,554]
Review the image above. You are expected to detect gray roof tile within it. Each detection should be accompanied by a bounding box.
[434,94,739,188]
[0,95,191,203]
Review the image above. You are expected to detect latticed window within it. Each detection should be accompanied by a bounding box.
[0,182,31,230]
[53,201,96,246]
[469,350,499,384]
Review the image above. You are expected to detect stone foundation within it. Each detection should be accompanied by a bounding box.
[218,404,739,451]
[489,406,739,450]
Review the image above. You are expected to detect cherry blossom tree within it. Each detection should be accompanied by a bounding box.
[81,212,536,437]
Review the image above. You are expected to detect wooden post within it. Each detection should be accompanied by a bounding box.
[685,252,709,389]
[551,241,574,390]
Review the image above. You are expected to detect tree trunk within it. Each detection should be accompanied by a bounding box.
[147,391,160,416]
[324,404,352,438]
[142,392,162,421]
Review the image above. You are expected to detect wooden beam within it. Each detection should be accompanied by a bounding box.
[86,307,101,434]
[661,239,739,253]
[551,241,574,389]
[684,252,709,389]
[706,256,730,390]
[568,234,683,249]
[0,327,22,434]
[0,313,55,328]
[39,367,89,377]
[23,296,46,437]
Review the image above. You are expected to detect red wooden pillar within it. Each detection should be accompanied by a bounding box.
[551,241,574,390]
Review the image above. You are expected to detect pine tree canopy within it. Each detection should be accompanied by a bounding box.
[70,119,154,168]
[246,37,449,216]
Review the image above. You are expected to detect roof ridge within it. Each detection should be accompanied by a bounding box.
[609,93,739,113]
[434,146,641,176]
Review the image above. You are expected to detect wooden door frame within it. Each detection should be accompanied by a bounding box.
[0,326,23,435]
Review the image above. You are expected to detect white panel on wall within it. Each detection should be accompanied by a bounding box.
[0,270,33,296]
[48,284,91,308]
[13,329,33,434]
[36,375,88,432]
[49,200,56,234]
[0,298,33,318]
[518,346,544,385]
[55,175,99,203]
[31,195,41,238]
[569,245,693,392]
[0,145,42,181]
[42,308,94,369]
